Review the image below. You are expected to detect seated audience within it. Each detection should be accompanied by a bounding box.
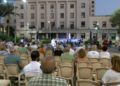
[75,48,88,63]
[23,51,42,76]
[18,43,28,54]
[102,55,120,84]
[99,46,110,58]
[39,44,45,56]
[30,42,38,51]
[54,45,63,56]
[61,47,74,62]
[29,56,68,86]
[4,47,22,69]
[68,44,75,56]
[87,45,99,58]
[0,44,9,56]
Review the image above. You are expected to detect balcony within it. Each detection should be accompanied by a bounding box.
[38,27,84,33]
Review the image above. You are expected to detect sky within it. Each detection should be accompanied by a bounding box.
[95,0,120,15]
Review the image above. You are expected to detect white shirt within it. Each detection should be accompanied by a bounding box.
[23,61,42,76]
[30,45,38,51]
[99,51,110,59]
[69,48,75,55]
[102,69,120,83]
[87,51,99,58]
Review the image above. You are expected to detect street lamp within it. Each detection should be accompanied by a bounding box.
[48,21,51,40]
[22,0,27,3]
[90,22,99,46]
[95,22,99,40]
[3,0,7,3]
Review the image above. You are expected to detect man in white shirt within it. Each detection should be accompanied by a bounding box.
[87,45,99,58]
[23,51,42,76]
[30,42,38,51]
[99,46,110,58]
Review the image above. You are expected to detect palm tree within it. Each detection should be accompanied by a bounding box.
[0,3,15,37]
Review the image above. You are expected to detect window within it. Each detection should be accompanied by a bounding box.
[60,4,64,9]
[30,5,35,9]
[92,9,94,12]
[81,12,85,18]
[29,22,35,29]
[70,4,74,8]
[6,19,9,24]
[81,33,85,39]
[111,24,115,27]
[31,13,35,19]
[41,22,45,28]
[50,13,54,19]
[102,33,107,40]
[60,13,64,18]
[81,21,85,27]
[60,22,64,29]
[110,33,116,40]
[51,22,55,28]
[50,4,54,9]
[93,21,97,27]
[70,22,74,29]
[102,21,107,27]
[41,13,44,19]
[81,3,85,8]
[20,4,24,9]
[92,1,94,4]
[20,22,24,28]
[31,21,35,25]
[92,5,94,8]
[70,13,74,18]
[41,4,44,9]
[20,13,24,19]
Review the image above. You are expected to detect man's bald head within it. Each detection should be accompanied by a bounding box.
[40,56,56,74]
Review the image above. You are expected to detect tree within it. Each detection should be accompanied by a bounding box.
[0,3,16,39]
[0,4,14,17]
[110,9,120,34]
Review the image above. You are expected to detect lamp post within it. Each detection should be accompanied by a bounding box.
[90,22,99,46]
[95,22,99,41]
[22,0,29,39]
[48,21,51,40]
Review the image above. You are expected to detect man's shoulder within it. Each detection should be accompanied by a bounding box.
[29,75,66,82]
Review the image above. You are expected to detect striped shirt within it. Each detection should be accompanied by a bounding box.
[29,74,68,86]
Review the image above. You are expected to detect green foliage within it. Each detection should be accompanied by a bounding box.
[0,32,12,41]
[110,9,120,34]
[0,4,14,17]
[41,39,51,44]
[0,32,20,43]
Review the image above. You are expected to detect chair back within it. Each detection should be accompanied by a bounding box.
[77,67,93,80]
[89,58,99,63]
[96,68,108,80]
[0,55,5,64]
[0,64,4,74]
[0,80,11,86]
[0,63,5,78]
[77,62,91,67]
[21,58,29,68]
[20,54,28,59]
[92,62,102,70]
[59,65,73,79]
[5,64,19,75]
[100,58,111,68]
[54,56,61,67]
[77,80,98,86]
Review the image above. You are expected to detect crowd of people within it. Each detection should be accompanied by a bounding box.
[0,39,120,86]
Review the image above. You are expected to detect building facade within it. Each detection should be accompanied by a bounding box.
[13,0,118,41]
